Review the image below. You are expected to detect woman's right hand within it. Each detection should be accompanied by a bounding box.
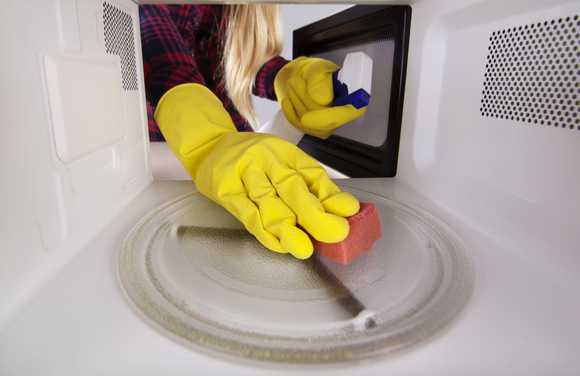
[194,131,360,259]
[156,83,359,260]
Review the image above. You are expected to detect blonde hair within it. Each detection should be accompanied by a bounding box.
[223,4,282,126]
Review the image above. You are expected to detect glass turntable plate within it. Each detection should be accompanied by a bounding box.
[118,186,473,364]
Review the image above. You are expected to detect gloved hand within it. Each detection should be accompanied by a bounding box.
[155,83,360,260]
[274,57,367,139]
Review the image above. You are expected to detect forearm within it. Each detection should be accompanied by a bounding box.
[253,55,289,101]
[154,83,237,178]
[139,5,206,105]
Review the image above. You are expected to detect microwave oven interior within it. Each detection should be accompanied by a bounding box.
[1,0,580,372]
[295,5,411,177]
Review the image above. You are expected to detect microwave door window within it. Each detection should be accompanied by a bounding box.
[313,38,395,147]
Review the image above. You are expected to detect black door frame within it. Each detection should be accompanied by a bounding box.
[294,5,412,177]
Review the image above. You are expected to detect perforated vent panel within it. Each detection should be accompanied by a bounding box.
[481,15,580,130]
[103,2,138,91]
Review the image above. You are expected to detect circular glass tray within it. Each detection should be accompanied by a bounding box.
[118,186,473,364]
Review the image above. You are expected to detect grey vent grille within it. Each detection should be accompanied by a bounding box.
[481,15,579,130]
[103,2,138,91]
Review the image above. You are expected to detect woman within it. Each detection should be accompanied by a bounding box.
[140,4,366,259]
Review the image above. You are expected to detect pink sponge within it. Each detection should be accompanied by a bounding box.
[313,202,381,265]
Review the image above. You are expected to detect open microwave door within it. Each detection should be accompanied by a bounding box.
[294,5,411,177]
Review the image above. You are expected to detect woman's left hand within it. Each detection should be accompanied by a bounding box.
[274,57,367,139]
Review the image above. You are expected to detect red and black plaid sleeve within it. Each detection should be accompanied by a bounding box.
[139,5,205,106]
[140,4,284,141]
[253,55,289,100]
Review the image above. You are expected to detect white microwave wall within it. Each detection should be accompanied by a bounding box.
[0,0,151,324]
[1,0,579,326]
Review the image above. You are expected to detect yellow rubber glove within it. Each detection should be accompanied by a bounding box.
[155,83,360,260]
[274,57,367,139]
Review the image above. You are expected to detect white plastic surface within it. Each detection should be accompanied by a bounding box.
[0,0,151,326]
[44,54,125,162]
[397,0,580,287]
[56,0,82,52]
[149,142,191,180]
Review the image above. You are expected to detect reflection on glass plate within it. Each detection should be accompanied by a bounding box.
[118,186,473,364]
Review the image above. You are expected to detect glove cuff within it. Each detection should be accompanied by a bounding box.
[273,56,306,104]
[154,83,237,178]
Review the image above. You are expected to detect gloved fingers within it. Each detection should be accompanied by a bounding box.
[302,59,338,106]
[319,191,360,217]
[267,164,350,243]
[251,195,314,259]
[241,166,278,202]
[280,98,302,130]
[287,85,308,119]
[301,105,367,134]
[292,150,340,199]
[292,150,360,217]
[307,71,334,107]
[241,168,313,259]
[220,192,284,254]
[287,76,324,111]
[277,223,314,259]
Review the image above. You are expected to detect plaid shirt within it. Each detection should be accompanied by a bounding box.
[139,4,288,141]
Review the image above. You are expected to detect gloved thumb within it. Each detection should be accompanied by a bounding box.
[302,58,339,106]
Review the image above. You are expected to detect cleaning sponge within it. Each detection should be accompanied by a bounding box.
[313,202,381,265]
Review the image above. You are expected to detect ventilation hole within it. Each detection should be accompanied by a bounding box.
[102,2,138,91]
[481,15,580,130]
